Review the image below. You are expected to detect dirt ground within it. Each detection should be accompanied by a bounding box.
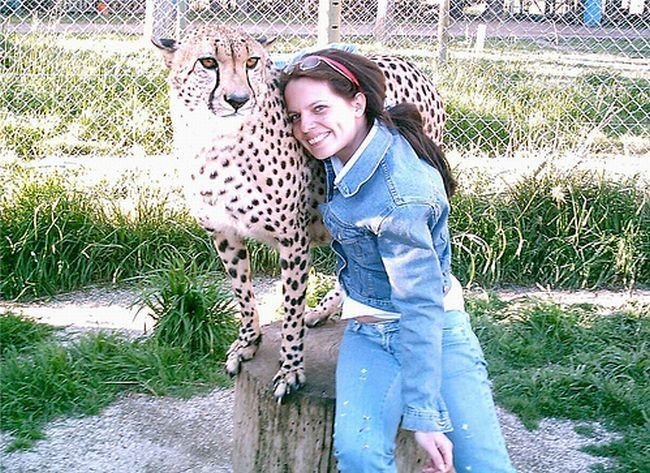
[3,280,648,472]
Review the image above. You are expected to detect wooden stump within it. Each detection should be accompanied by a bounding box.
[233,319,428,472]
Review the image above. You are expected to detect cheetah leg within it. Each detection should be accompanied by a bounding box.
[305,283,344,327]
[271,235,310,400]
[212,233,261,376]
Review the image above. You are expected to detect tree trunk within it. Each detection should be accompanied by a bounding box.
[232,320,429,472]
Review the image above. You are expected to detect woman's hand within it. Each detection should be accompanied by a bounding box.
[415,431,454,473]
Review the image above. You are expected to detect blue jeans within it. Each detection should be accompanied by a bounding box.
[334,311,516,473]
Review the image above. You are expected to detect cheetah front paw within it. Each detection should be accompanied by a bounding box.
[225,336,261,376]
[272,365,306,401]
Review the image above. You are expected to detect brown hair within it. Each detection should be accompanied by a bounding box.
[279,49,456,198]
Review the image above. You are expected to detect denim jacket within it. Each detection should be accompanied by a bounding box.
[320,121,454,432]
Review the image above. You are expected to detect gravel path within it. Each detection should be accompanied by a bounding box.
[3,280,647,472]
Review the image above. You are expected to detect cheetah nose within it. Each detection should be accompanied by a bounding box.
[225,93,250,111]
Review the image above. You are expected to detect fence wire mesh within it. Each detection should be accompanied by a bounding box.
[1,0,648,159]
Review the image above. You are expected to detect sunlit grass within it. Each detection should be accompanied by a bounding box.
[1,32,648,158]
[0,33,171,159]
[1,162,647,300]
[468,295,650,473]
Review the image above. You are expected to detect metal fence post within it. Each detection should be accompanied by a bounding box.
[318,0,341,47]
[330,0,342,43]
[437,0,450,65]
[144,0,177,40]
[375,0,395,45]
[176,0,188,39]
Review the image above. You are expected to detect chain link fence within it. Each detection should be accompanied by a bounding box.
[1,0,648,159]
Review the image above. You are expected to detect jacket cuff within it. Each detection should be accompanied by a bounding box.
[401,407,454,432]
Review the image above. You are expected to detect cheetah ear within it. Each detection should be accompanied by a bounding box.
[151,37,178,69]
[257,36,277,49]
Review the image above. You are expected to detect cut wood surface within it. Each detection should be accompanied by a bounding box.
[232,319,428,473]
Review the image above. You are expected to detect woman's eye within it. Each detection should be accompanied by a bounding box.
[246,57,260,69]
[287,113,300,124]
[199,58,218,69]
[314,105,326,113]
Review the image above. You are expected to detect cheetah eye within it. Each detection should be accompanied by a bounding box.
[246,57,260,69]
[198,57,218,70]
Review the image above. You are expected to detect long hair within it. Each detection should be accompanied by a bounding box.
[279,49,457,198]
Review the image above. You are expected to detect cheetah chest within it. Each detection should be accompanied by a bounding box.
[185,153,255,235]
[184,145,302,247]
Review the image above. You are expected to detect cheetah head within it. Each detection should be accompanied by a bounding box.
[153,23,276,151]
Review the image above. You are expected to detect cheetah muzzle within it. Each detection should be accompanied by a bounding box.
[153,23,445,400]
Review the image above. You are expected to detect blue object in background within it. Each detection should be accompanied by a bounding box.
[0,0,21,14]
[583,0,603,27]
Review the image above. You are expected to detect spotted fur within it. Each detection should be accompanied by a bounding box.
[154,23,445,399]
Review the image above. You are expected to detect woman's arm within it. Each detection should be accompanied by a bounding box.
[376,203,451,433]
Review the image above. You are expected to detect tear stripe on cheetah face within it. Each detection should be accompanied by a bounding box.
[154,23,445,399]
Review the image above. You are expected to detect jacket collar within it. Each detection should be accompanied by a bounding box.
[332,120,392,197]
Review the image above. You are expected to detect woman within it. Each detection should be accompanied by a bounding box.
[280,50,515,473]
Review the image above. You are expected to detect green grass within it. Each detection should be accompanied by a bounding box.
[468,295,650,473]
[0,257,237,451]
[1,32,648,159]
[2,294,647,471]
[2,162,647,301]
[0,165,218,299]
[0,328,231,451]
[139,259,239,358]
[0,260,237,452]
[0,312,57,356]
[450,167,649,289]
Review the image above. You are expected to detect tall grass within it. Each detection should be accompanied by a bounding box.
[139,259,239,358]
[0,166,216,299]
[2,163,647,300]
[451,166,649,289]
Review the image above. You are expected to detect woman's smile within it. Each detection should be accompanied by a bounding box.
[307,131,330,146]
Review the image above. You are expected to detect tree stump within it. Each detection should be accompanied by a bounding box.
[233,319,428,472]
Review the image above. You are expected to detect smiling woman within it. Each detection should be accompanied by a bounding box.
[284,76,368,161]
[279,48,514,473]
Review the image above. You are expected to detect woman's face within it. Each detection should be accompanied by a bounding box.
[284,77,368,163]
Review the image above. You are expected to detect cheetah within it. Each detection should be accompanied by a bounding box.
[153,23,445,400]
